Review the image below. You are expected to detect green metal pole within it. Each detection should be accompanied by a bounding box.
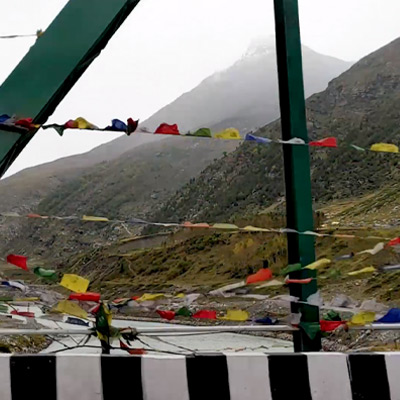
[273,0,321,351]
[0,0,142,178]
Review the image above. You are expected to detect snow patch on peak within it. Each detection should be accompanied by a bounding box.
[244,36,276,58]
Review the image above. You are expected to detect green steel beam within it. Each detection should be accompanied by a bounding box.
[0,0,142,177]
[273,0,321,351]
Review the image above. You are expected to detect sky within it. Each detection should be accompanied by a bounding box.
[2,0,400,177]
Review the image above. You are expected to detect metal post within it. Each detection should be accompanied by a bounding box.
[273,0,321,351]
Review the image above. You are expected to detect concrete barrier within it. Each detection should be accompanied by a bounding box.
[0,352,397,399]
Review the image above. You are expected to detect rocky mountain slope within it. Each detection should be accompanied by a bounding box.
[153,37,400,223]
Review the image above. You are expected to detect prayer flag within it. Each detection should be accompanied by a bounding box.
[127,118,139,135]
[285,278,313,284]
[219,310,249,321]
[0,114,11,123]
[246,268,273,284]
[278,138,305,145]
[6,254,28,271]
[60,274,89,293]
[155,123,180,135]
[348,266,376,276]
[11,310,35,318]
[137,293,165,302]
[370,143,399,153]
[69,292,101,302]
[350,311,375,326]
[299,321,321,340]
[188,128,212,138]
[377,308,400,323]
[182,222,211,228]
[244,133,271,144]
[350,144,365,151]
[320,320,346,332]
[107,119,127,132]
[357,242,384,255]
[387,237,400,247]
[255,316,278,325]
[176,307,192,317]
[54,300,88,319]
[214,128,241,140]
[212,223,239,230]
[281,263,302,275]
[156,310,175,320]
[192,310,217,319]
[33,266,57,279]
[74,117,98,130]
[305,258,331,270]
[309,137,337,148]
[82,215,109,222]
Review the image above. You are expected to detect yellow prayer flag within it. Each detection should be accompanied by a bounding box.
[60,274,89,293]
[348,266,376,276]
[53,300,88,319]
[82,215,109,222]
[75,117,97,130]
[219,310,249,322]
[137,293,165,302]
[14,297,40,302]
[370,143,399,153]
[212,223,239,230]
[305,258,331,270]
[214,128,241,140]
[175,293,185,299]
[242,226,271,232]
[350,311,375,326]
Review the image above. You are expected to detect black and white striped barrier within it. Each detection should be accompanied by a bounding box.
[0,352,398,399]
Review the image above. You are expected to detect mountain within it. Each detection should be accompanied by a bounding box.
[0,39,352,259]
[152,37,400,223]
[140,37,352,133]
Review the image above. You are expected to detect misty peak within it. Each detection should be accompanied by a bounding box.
[244,36,276,58]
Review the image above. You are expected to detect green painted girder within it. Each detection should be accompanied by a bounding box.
[273,0,321,351]
[0,0,141,177]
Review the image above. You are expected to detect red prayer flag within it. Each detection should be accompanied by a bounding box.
[285,278,313,284]
[192,310,217,319]
[127,118,139,135]
[246,268,273,284]
[387,238,400,247]
[64,119,79,129]
[27,213,42,218]
[120,340,146,355]
[6,254,28,271]
[15,118,34,129]
[320,320,346,332]
[69,292,101,302]
[131,296,140,300]
[309,137,337,148]
[11,310,35,318]
[156,309,176,321]
[155,123,180,135]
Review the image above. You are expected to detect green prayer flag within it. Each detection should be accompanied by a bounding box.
[281,263,302,276]
[323,310,341,322]
[187,128,212,138]
[0,297,13,302]
[34,266,57,279]
[176,307,192,317]
[299,321,321,340]
[0,304,8,313]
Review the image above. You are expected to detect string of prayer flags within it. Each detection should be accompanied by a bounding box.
[69,292,100,302]
[192,310,217,319]
[348,266,376,276]
[357,242,385,255]
[176,307,192,317]
[377,308,400,323]
[155,123,180,135]
[6,254,28,271]
[33,267,57,279]
[53,300,88,319]
[246,268,273,284]
[219,310,249,322]
[304,258,331,270]
[309,137,338,148]
[214,128,241,140]
[370,143,399,153]
[82,215,110,222]
[244,133,272,144]
[188,128,212,138]
[156,310,175,320]
[60,274,89,293]
[349,311,376,326]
